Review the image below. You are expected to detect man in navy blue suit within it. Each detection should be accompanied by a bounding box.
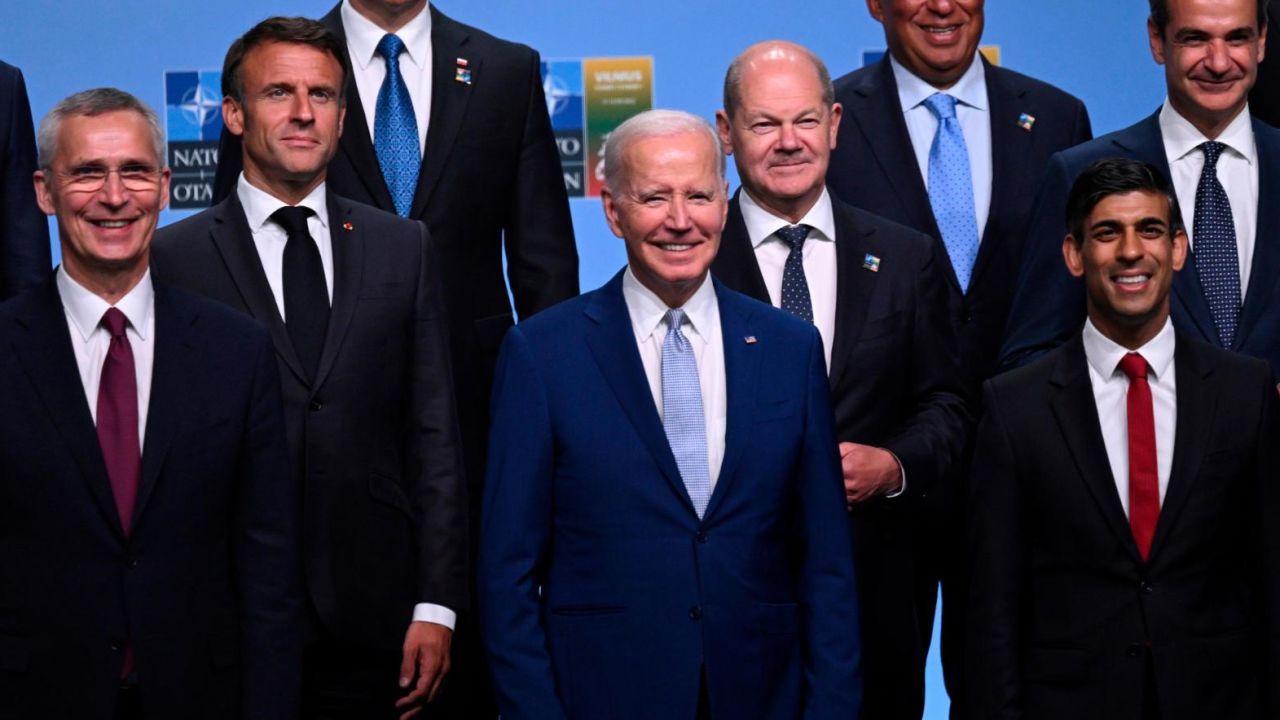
[1002,0,1280,380]
[479,109,862,720]
[0,88,300,720]
[0,60,51,298]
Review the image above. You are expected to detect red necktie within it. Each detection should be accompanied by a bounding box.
[96,307,139,678]
[1118,352,1159,561]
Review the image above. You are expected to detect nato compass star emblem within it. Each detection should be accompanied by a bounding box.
[543,73,572,118]
[180,84,222,129]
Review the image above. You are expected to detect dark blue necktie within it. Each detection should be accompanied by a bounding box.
[1193,140,1240,348]
[776,224,813,323]
[375,34,420,218]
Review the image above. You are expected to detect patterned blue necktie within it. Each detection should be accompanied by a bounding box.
[776,224,814,323]
[923,93,979,292]
[375,33,420,217]
[661,308,711,518]
[1193,140,1241,348]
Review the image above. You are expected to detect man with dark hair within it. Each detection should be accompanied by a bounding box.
[711,40,968,720]
[969,156,1280,719]
[152,16,466,719]
[1002,0,1280,382]
[0,60,50,298]
[2,86,300,720]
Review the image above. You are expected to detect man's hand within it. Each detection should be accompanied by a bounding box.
[840,442,903,508]
[394,621,453,719]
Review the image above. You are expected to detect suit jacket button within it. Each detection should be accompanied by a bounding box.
[960,311,973,324]
[127,558,138,569]
[109,642,121,652]
[688,606,702,621]
[1140,581,1153,595]
[696,531,708,544]
[309,400,323,412]
[1126,643,1142,657]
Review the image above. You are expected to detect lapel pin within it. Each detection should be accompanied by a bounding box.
[1017,112,1036,132]
[455,57,472,84]
[343,222,354,231]
[862,254,881,272]
[744,336,758,345]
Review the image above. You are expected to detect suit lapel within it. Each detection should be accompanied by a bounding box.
[715,198,771,303]
[312,195,364,391]
[1234,121,1280,350]
[704,283,762,520]
[412,8,476,219]
[325,5,397,213]
[973,62,1031,290]
[826,203,877,387]
[1049,336,1142,562]
[10,281,122,536]
[1148,337,1215,559]
[207,194,309,385]
[584,274,694,515]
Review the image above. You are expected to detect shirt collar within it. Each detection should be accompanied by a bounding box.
[341,0,433,71]
[622,267,718,343]
[57,266,154,343]
[739,186,837,249]
[1082,316,1176,383]
[890,52,988,113]
[236,174,330,236]
[1159,98,1256,165]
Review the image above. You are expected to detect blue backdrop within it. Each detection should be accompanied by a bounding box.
[0,1,1174,714]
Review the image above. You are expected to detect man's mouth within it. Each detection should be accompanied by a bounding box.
[90,219,134,229]
[657,243,696,252]
[1114,273,1151,288]
[920,23,962,37]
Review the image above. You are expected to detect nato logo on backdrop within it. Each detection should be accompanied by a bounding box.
[164,70,223,210]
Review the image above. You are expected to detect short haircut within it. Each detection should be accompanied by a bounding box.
[222,16,350,106]
[603,109,725,194]
[1065,157,1183,242]
[1149,0,1268,36]
[37,87,165,170]
[723,42,834,119]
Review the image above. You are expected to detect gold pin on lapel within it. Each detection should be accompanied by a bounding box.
[744,336,758,345]
[343,222,354,231]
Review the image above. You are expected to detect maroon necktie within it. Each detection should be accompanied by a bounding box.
[1118,352,1159,561]
[97,307,139,679]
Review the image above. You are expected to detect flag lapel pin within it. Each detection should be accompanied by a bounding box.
[744,336,758,345]
[862,254,881,272]
[455,57,472,84]
[1017,112,1036,132]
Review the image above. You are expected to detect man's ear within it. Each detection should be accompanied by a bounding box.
[1062,234,1085,278]
[223,97,245,137]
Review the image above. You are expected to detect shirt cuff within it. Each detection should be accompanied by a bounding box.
[412,603,457,630]
[883,450,906,498]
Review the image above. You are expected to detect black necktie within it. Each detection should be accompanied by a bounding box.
[272,206,329,381]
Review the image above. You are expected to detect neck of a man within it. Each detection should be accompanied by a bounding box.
[1171,97,1247,140]
[745,185,822,226]
[347,0,428,32]
[62,259,145,306]
[1089,306,1169,352]
[243,165,324,208]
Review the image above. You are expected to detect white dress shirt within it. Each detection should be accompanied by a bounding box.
[1082,318,1177,516]
[59,267,155,446]
[342,0,433,157]
[237,175,334,316]
[238,175,455,629]
[739,187,837,372]
[623,268,727,488]
[892,53,993,240]
[1159,99,1258,295]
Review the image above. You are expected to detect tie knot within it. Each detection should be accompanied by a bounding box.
[1118,352,1149,381]
[924,92,958,121]
[101,307,129,338]
[776,224,810,251]
[665,308,687,331]
[377,33,407,61]
[271,206,314,236]
[1200,140,1225,167]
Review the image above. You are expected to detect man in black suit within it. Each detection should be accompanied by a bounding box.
[1,60,51,298]
[1250,0,1280,126]
[968,157,1280,720]
[825,2,1092,707]
[2,87,299,720]
[1002,0,1279,378]
[152,17,466,719]
[711,40,969,719]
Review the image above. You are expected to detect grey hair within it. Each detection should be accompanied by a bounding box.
[723,42,834,120]
[603,109,725,194]
[37,88,166,170]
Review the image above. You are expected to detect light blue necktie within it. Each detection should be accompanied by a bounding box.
[661,308,711,518]
[1193,141,1241,348]
[375,33,420,217]
[776,224,814,323]
[924,92,979,292]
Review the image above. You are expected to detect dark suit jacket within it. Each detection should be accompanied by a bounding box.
[0,61,50,299]
[828,55,1092,389]
[1249,0,1280,128]
[1000,113,1280,379]
[151,192,467,650]
[479,273,862,720]
[712,194,968,717]
[212,5,579,498]
[967,333,1280,720]
[0,278,300,719]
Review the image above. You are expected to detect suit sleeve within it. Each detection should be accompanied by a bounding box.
[1,65,50,299]
[881,237,972,496]
[1072,98,1093,147]
[410,225,470,610]
[478,326,567,720]
[998,152,1086,371]
[965,381,1025,720]
[502,49,580,320]
[797,328,864,720]
[236,328,303,720]
[1254,371,1280,714]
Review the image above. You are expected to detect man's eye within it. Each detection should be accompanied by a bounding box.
[70,166,105,178]
[120,165,156,179]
